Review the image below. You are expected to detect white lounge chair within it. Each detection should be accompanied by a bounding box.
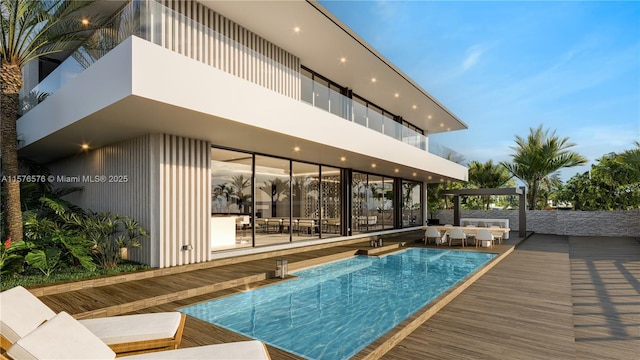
[0,286,185,356]
[3,311,271,360]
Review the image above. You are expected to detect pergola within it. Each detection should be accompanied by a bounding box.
[438,187,527,238]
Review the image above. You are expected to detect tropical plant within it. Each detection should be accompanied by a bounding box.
[537,173,562,209]
[83,212,148,269]
[556,148,640,210]
[23,197,96,274]
[502,125,587,210]
[0,237,30,276]
[229,174,251,211]
[259,178,289,217]
[1,0,102,242]
[72,1,139,69]
[467,160,513,209]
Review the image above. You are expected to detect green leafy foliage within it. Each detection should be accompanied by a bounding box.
[25,247,60,277]
[0,238,31,276]
[502,125,587,210]
[556,146,640,210]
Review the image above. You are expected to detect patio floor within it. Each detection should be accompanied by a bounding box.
[30,231,639,359]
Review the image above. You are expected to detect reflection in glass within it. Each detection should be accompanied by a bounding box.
[211,148,253,249]
[321,166,341,238]
[382,178,394,229]
[402,180,422,227]
[352,172,368,234]
[255,156,291,246]
[292,162,319,240]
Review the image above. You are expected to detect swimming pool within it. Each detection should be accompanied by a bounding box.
[180,248,496,359]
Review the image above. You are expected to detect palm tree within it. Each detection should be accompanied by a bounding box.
[502,125,586,210]
[229,175,251,212]
[621,141,640,177]
[467,160,513,209]
[1,0,101,242]
[259,178,289,217]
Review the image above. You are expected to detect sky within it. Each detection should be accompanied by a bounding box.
[320,0,640,182]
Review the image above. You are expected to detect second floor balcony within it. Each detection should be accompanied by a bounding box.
[20,0,463,161]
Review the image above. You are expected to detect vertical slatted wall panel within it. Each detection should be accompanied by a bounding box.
[158,134,211,268]
[48,135,156,266]
[155,0,300,99]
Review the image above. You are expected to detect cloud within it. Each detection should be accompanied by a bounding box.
[462,45,487,72]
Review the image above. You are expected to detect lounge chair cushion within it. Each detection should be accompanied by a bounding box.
[7,311,116,360]
[123,341,271,360]
[79,312,182,344]
[0,286,56,343]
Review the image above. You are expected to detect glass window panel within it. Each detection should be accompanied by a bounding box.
[368,106,383,133]
[402,180,423,227]
[368,175,383,231]
[352,98,368,127]
[329,85,344,118]
[292,162,319,240]
[211,148,253,249]
[351,172,367,234]
[382,178,394,229]
[321,166,341,238]
[313,79,330,112]
[254,155,290,246]
[301,74,313,105]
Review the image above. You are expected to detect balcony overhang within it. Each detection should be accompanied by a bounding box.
[197,0,467,135]
[18,37,467,183]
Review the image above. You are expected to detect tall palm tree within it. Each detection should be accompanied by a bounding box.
[467,160,513,209]
[1,0,101,242]
[259,178,289,217]
[502,125,586,210]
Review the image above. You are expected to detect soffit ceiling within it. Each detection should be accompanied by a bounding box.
[198,0,467,135]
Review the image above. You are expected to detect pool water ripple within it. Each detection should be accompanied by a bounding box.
[181,248,495,359]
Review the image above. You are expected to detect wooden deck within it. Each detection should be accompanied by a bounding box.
[23,231,639,359]
[382,234,640,360]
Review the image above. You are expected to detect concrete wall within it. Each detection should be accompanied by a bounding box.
[434,209,640,238]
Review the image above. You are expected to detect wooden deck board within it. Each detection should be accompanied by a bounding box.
[20,231,638,359]
[382,234,576,360]
[569,236,640,360]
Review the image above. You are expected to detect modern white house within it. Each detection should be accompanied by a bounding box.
[18,0,468,268]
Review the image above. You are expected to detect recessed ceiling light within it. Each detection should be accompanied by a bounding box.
[447,128,451,131]
[340,57,346,63]
[293,26,300,33]
[293,146,300,152]
[412,105,417,110]
[428,176,432,180]
[371,163,377,168]
[440,123,444,127]
[81,143,89,150]
[340,156,346,162]
[394,93,399,98]
[394,169,399,173]
[428,115,432,119]
[81,18,89,25]
[412,172,417,177]
[371,77,377,83]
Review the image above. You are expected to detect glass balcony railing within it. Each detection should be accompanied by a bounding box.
[300,76,428,151]
[20,0,461,160]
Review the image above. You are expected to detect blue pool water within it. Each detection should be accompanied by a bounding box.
[180,248,495,359]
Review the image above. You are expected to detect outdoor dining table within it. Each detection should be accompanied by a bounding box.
[423,225,511,247]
